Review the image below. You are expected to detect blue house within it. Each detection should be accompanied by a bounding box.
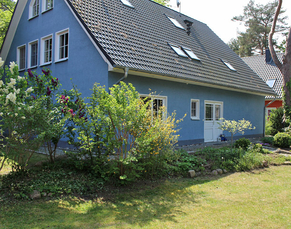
[1,0,275,145]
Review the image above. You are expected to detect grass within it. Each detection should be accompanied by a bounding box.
[1,166,291,228]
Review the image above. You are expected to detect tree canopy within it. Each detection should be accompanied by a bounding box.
[0,0,16,48]
[229,0,288,56]
[153,0,170,7]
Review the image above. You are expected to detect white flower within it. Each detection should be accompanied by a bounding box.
[0,80,3,87]
[3,88,9,94]
[15,113,18,117]
[0,57,4,68]
[0,112,3,116]
[18,107,21,110]
[6,92,16,104]
[7,78,16,88]
[18,76,23,80]
[26,87,34,93]
[9,61,17,74]
[21,116,25,119]
[14,88,20,94]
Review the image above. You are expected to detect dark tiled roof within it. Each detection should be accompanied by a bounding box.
[66,0,275,96]
[242,54,283,99]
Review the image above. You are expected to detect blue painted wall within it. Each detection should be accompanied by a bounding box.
[109,72,265,144]
[5,0,109,98]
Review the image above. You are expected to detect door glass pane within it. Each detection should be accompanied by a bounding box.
[205,104,213,121]
[215,105,221,120]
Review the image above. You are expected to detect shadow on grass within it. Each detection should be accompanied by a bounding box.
[0,177,217,228]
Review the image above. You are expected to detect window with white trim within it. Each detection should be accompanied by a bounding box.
[182,47,200,60]
[266,79,276,88]
[190,99,200,120]
[55,29,69,62]
[140,95,167,119]
[28,40,38,68]
[42,0,54,12]
[169,44,188,58]
[17,45,26,71]
[41,35,53,65]
[29,0,40,18]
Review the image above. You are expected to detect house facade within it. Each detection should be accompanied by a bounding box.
[242,51,283,116]
[1,0,276,145]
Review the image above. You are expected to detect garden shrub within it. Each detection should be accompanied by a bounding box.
[267,107,288,135]
[261,136,274,146]
[235,151,266,171]
[273,132,291,148]
[234,138,251,150]
[64,82,184,184]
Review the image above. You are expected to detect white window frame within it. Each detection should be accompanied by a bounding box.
[40,34,53,66]
[182,47,200,61]
[42,0,54,12]
[120,0,134,8]
[55,29,69,62]
[221,59,236,71]
[190,99,200,120]
[17,44,26,71]
[140,94,167,120]
[29,0,40,19]
[266,79,276,88]
[169,44,188,58]
[167,16,184,29]
[28,40,39,68]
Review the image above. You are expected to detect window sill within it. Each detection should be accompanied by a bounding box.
[191,117,200,121]
[40,62,52,67]
[55,58,68,64]
[29,65,38,69]
[28,15,39,21]
[42,8,53,14]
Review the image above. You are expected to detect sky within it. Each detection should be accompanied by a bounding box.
[168,0,291,44]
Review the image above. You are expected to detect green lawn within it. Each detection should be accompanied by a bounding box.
[1,165,291,228]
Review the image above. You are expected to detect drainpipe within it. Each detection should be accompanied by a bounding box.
[263,96,277,136]
[115,67,129,84]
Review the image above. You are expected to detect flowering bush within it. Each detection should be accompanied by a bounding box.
[65,82,184,183]
[0,58,64,170]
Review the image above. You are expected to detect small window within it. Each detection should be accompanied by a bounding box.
[29,0,39,18]
[41,35,53,65]
[42,0,53,12]
[221,59,236,71]
[28,40,38,68]
[17,45,26,71]
[167,16,184,29]
[191,99,200,120]
[120,0,134,8]
[182,47,200,60]
[266,79,276,88]
[55,29,69,62]
[140,95,167,119]
[169,44,188,58]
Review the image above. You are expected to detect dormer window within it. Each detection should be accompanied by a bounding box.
[121,0,134,8]
[221,59,236,71]
[167,16,184,29]
[42,0,54,12]
[182,47,200,60]
[169,44,187,57]
[266,79,276,88]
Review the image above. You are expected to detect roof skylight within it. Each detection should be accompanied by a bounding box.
[221,60,236,71]
[167,16,184,29]
[182,47,200,60]
[169,44,188,57]
[266,79,276,88]
[120,0,134,8]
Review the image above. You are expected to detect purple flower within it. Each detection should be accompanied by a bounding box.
[31,95,36,100]
[75,99,79,104]
[68,109,74,115]
[51,78,58,88]
[28,69,34,78]
[42,69,50,75]
[46,87,51,96]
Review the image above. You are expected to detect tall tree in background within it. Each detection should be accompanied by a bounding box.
[269,0,291,120]
[153,0,170,7]
[0,0,16,47]
[230,0,288,56]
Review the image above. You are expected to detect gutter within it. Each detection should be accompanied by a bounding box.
[115,67,129,84]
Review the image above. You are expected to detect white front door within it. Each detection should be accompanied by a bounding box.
[204,101,223,142]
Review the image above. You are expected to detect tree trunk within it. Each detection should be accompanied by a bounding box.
[269,0,291,110]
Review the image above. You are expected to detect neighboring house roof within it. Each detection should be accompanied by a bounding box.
[1,0,276,97]
[242,53,283,99]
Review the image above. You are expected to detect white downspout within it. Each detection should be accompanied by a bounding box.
[115,67,129,84]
